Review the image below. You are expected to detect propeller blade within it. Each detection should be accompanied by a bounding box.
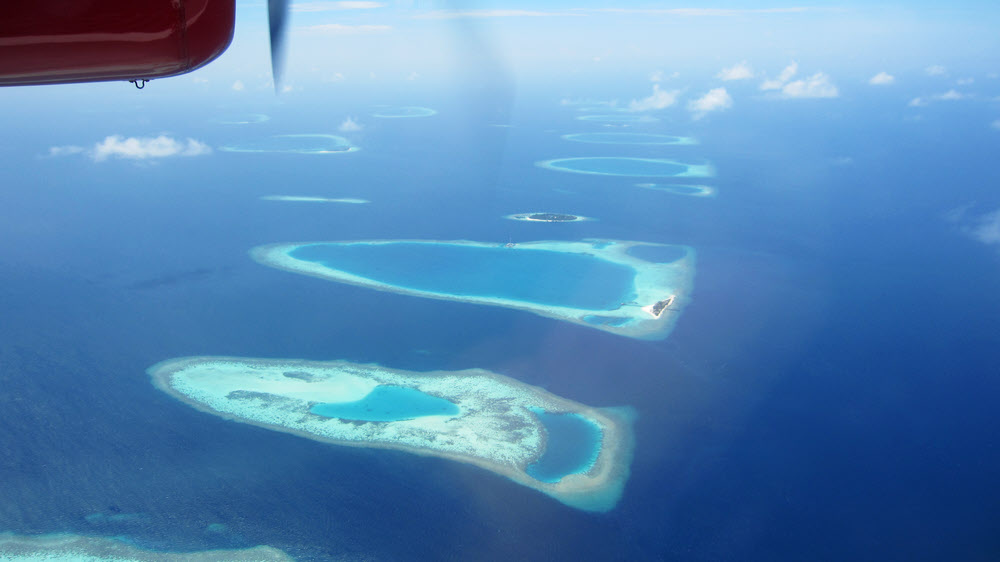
[268,0,290,92]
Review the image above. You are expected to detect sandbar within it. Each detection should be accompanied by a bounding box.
[261,196,370,204]
[250,239,695,340]
[637,183,717,197]
[504,212,592,223]
[0,532,292,561]
[148,356,635,512]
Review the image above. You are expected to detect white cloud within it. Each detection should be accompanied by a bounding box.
[415,10,577,19]
[688,87,733,118]
[649,70,664,82]
[406,71,419,81]
[992,119,1000,130]
[582,8,810,15]
[957,77,974,85]
[717,61,754,81]
[628,84,680,111]
[935,89,966,100]
[48,145,85,157]
[91,135,211,162]
[302,24,391,33]
[760,61,798,90]
[869,71,895,85]
[925,65,947,76]
[338,117,363,132]
[781,72,838,98]
[955,208,1000,246]
[293,1,385,12]
[232,80,244,91]
[908,97,927,107]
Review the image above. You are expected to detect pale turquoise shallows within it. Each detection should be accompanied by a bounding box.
[311,386,460,422]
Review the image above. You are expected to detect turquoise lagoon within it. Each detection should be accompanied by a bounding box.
[372,106,437,118]
[539,157,713,178]
[311,386,460,422]
[288,242,636,310]
[251,239,696,340]
[527,409,603,483]
[220,134,358,154]
[562,133,696,145]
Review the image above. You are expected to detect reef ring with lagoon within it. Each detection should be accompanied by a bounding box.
[250,239,696,340]
[148,357,636,512]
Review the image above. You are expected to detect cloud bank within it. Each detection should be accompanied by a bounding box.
[869,72,895,85]
[50,135,212,162]
[629,84,680,111]
[688,87,732,118]
[760,61,798,90]
[717,61,754,81]
[338,117,363,132]
[782,73,838,98]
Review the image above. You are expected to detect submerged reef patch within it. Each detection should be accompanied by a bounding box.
[0,532,293,561]
[562,133,697,145]
[148,357,636,512]
[251,239,696,340]
[637,183,717,197]
[220,134,359,154]
[261,195,370,204]
[371,106,437,118]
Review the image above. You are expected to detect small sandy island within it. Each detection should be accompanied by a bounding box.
[505,212,592,223]
[149,356,636,512]
[0,532,293,561]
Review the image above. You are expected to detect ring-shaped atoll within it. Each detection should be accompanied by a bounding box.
[637,183,717,197]
[0,532,294,561]
[251,239,695,340]
[148,356,636,512]
[220,134,359,154]
[505,212,592,223]
[261,196,370,204]
[212,113,270,125]
[538,157,713,178]
[575,114,659,123]
[562,132,697,145]
[371,106,437,118]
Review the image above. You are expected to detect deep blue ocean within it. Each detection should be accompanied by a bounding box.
[1,80,999,561]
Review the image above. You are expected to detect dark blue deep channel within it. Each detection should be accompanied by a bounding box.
[526,409,603,483]
[289,242,637,310]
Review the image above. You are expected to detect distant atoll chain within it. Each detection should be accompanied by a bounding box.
[148,356,636,512]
